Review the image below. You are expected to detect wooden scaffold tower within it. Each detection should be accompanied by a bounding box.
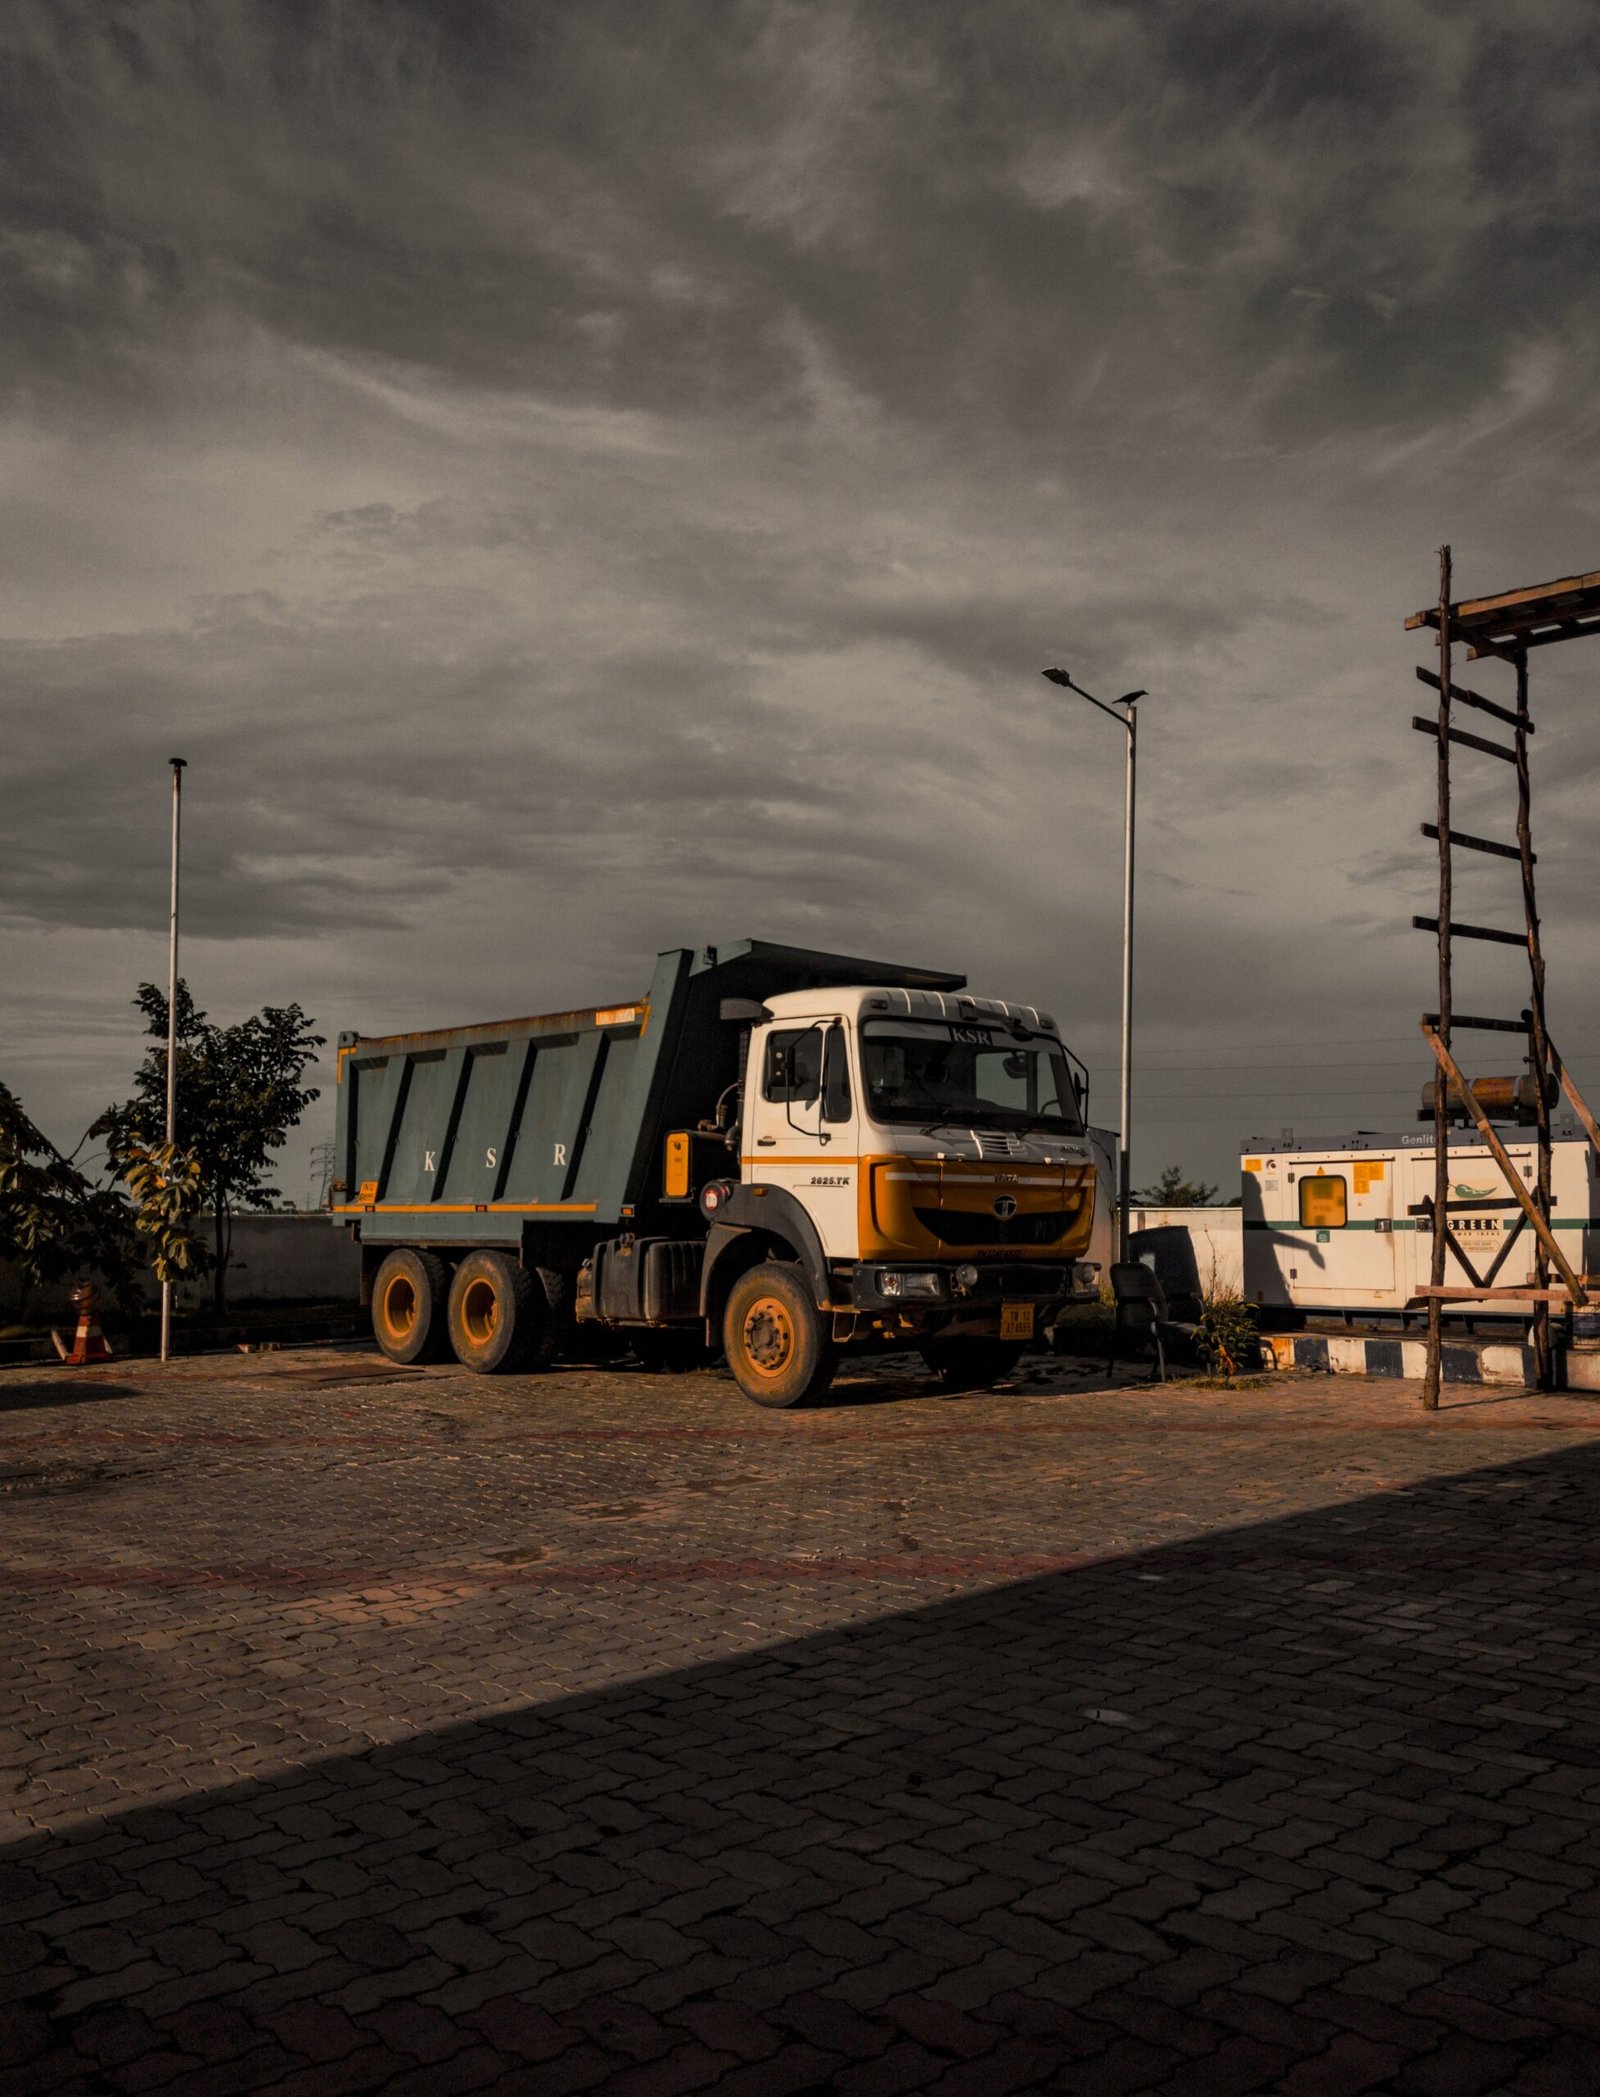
[1407,553,1600,1408]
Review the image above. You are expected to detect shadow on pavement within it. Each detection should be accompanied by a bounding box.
[7,1439,1600,2094]
[0,1378,145,1415]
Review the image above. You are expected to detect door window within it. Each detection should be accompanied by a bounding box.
[1299,1174,1348,1229]
[821,1027,852,1123]
[764,1029,821,1104]
[764,1026,852,1125]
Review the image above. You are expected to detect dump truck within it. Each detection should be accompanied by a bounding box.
[333,939,1100,1406]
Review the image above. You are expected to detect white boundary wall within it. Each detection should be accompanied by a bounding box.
[1129,1206,1244,1292]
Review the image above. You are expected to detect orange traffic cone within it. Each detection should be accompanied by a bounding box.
[51,1283,115,1366]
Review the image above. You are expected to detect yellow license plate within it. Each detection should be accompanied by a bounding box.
[1000,1303,1034,1341]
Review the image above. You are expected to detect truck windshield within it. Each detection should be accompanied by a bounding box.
[861,1020,1083,1135]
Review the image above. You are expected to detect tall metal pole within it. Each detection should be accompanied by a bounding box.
[1118,700,1137,1263]
[161,757,187,1366]
[1041,670,1144,1265]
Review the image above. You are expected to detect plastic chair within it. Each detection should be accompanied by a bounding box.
[1108,1261,1196,1382]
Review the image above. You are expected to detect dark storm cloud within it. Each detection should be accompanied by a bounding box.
[8,0,1600,443]
[6,0,1600,1184]
[0,578,943,945]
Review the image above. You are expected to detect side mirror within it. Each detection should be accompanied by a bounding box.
[720,998,772,1023]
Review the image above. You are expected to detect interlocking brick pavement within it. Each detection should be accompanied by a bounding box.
[4,1346,1600,2092]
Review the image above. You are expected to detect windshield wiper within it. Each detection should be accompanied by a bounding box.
[965,1106,1081,1134]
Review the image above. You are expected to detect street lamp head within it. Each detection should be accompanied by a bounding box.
[1041,668,1074,688]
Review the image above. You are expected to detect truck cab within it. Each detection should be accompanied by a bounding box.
[690,985,1099,1403]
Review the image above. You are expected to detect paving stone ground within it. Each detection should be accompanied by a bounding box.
[4,1344,1600,2094]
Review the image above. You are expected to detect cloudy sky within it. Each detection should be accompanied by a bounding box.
[5,0,1600,1202]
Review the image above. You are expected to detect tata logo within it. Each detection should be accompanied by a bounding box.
[992,1195,1018,1219]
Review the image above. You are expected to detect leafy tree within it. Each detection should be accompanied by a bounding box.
[0,1080,136,1312]
[102,983,324,1314]
[1137,1164,1223,1207]
[116,1138,208,1288]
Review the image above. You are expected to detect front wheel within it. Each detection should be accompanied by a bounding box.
[920,1338,1026,1392]
[723,1262,835,1409]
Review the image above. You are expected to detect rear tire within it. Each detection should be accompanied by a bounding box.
[523,1265,569,1369]
[920,1338,1026,1392]
[723,1262,834,1409]
[372,1248,451,1364]
[447,1250,543,1374]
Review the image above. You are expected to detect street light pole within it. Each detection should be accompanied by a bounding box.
[1117,694,1137,1264]
[161,757,187,1366]
[1042,670,1145,1264]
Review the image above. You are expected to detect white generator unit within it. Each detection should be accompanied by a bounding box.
[1241,1132,1598,1318]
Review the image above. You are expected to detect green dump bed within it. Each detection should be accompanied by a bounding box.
[333,939,964,1249]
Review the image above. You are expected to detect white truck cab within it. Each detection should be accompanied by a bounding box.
[701,984,1100,1404]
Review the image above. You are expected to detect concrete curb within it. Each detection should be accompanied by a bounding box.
[1261,1329,1600,1390]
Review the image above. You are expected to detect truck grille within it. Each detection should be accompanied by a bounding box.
[912,1206,1073,1247]
[973,1131,1028,1159]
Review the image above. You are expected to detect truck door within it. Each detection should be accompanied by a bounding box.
[745,1019,859,1258]
[1283,1157,1396,1306]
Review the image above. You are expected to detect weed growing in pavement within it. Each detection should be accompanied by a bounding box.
[1194,1251,1261,1387]
[1196,1286,1261,1386]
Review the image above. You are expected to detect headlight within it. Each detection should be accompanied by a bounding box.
[955,1264,980,1291]
[877,1269,945,1300]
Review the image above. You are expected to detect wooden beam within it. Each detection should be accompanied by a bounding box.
[1413,917,1527,948]
[1465,636,1523,664]
[1456,568,1600,619]
[1547,1038,1600,1161]
[1421,823,1529,863]
[1420,1024,1587,1306]
[1407,1287,1571,1303]
[1473,611,1600,656]
[1411,716,1518,763]
[1424,1011,1528,1033]
[1409,567,1600,627]
[1415,666,1523,730]
[1424,546,1454,1416]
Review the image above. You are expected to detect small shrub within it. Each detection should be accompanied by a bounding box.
[1195,1287,1260,1386]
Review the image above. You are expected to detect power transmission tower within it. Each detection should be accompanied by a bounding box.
[308,1142,336,1212]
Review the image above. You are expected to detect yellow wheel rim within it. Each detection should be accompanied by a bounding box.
[741,1294,795,1380]
[461,1276,499,1347]
[381,1274,417,1341]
